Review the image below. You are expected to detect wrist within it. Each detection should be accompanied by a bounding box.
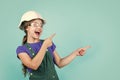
[42,42,48,49]
[72,51,77,57]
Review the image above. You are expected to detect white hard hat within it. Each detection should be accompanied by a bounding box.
[19,11,45,30]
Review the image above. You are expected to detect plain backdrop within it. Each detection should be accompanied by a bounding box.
[0,0,120,80]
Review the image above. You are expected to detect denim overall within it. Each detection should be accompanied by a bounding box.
[25,41,59,80]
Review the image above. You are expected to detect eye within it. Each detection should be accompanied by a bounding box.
[30,22,43,28]
[35,23,40,27]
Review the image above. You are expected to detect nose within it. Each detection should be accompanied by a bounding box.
[37,26,43,31]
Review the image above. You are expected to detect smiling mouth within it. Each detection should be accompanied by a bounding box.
[34,31,40,35]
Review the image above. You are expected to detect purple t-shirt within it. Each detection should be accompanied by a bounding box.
[16,41,56,72]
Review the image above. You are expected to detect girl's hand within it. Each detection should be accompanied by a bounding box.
[75,46,91,56]
[43,33,56,48]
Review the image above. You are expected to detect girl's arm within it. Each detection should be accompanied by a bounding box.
[18,43,48,70]
[53,46,91,68]
[18,34,56,70]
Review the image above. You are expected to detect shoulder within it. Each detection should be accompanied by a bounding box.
[48,42,56,53]
[16,45,27,54]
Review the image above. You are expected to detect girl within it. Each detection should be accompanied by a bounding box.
[16,11,90,80]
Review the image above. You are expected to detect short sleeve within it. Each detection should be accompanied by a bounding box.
[51,42,56,52]
[16,46,27,56]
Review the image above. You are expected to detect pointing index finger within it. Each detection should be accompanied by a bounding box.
[49,33,56,39]
[84,46,91,50]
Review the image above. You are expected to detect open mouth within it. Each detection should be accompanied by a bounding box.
[34,31,40,36]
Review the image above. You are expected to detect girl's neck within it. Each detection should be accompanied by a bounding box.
[27,37,40,44]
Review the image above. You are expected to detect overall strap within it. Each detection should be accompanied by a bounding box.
[25,40,44,58]
[25,43,36,58]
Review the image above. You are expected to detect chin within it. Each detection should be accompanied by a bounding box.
[34,36,40,39]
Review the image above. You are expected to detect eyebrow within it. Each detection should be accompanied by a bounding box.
[32,22,42,24]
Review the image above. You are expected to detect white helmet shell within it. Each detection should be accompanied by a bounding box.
[18,11,45,30]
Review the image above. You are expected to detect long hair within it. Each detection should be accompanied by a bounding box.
[20,18,45,77]
[21,21,30,77]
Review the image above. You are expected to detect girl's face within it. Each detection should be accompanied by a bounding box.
[26,19,43,39]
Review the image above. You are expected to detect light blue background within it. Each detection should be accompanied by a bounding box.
[0,0,120,80]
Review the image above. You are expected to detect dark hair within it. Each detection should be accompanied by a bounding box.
[21,18,45,77]
[21,21,30,77]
